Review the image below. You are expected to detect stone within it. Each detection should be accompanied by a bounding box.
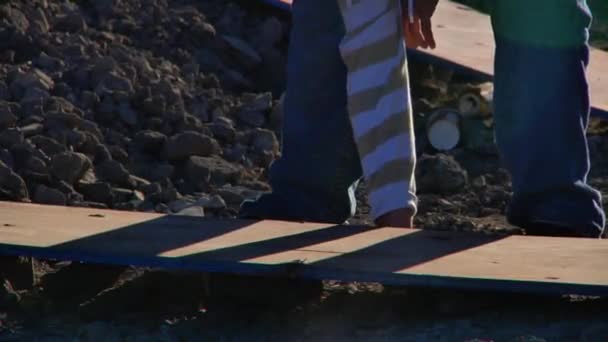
[117,102,138,126]
[133,130,167,153]
[111,188,140,204]
[95,72,134,95]
[30,135,66,156]
[251,128,279,155]
[25,156,48,175]
[21,86,50,103]
[0,161,29,201]
[50,152,92,184]
[168,198,196,213]
[416,154,468,194]
[30,8,50,34]
[20,123,44,137]
[11,69,55,99]
[96,160,133,187]
[46,96,76,113]
[216,185,262,206]
[0,128,24,148]
[164,131,220,161]
[186,156,242,186]
[35,52,64,71]
[45,111,84,129]
[195,194,227,210]
[241,92,273,112]
[93,144,113,164]
[34,184,67,206]
[184,157,211,186]
[209,117,236,143]
[174,205,205,217]
[0,81,9,100]
[77,182,114,204]
[11,141,49,168]
[0,105,17,130]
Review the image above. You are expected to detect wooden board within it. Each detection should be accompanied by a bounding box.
[1,201,607,296]
[259,0,608,119]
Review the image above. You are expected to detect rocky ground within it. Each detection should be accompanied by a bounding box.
[1,0,608,340]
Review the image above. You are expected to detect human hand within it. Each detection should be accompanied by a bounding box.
[402,0,439,49]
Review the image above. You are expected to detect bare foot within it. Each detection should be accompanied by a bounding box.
[374,207,415,228]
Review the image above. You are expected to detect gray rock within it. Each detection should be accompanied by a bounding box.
[21,87,50,103]
[133,130,167,153]
[30,7,50,34]
[45,111,83,129]
[0,81,9,101]
[46,96,76,113]
[54,12,88,33]
[77,182,114,204]
[50,152,92,184]
[251,128,279,155]
[108,145,129,164]
[30,135,67,156]
[216,185,262,206]
[241,92,273,112]
[168,198,196,212]
[95,72,134,95]
[236,110,265,128]
[0,149,13,169]
[111,188,141,204]
[174,205,205,217]
[10,141,50,170]
[0,160,29,201]
[184,156,212,186]
[80,91,100,110]
[0,104,17,130]
[209,117,236,143]
[93,144,112,164]
[35,52,64,71]
[0,128,24,148]
[25,156,48,175]
[118,102,138,126]
[11,69,55,99]
[416,154,468,194]
[20,123,44,137]
[195,194,227,210]
[96,160,133,187]
[186,156,242,186]
[34,185,67,206]
[164,131,220,160]
[141,182,162,197]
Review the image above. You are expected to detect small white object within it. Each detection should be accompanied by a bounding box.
[426,109,462,151]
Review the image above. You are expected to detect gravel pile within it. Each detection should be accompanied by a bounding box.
[0,0,289,217]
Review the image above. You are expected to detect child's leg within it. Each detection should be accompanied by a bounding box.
[491,0,605,236]
[337,0,418,222]
[239,0,363,224]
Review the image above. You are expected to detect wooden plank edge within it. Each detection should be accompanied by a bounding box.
[256,0,608,120]
[2,244,607,297]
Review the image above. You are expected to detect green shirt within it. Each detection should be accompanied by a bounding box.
[490,0,592,48]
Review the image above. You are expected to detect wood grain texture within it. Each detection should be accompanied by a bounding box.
[260,0,608,117]
[1,202,607,295]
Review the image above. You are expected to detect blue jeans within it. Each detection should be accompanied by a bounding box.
[240,0,606,234]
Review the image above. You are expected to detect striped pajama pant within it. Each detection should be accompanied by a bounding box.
[337,0,417,219]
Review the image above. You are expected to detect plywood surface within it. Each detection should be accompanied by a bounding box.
[261,0,608,117]
[1,202,607,295]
